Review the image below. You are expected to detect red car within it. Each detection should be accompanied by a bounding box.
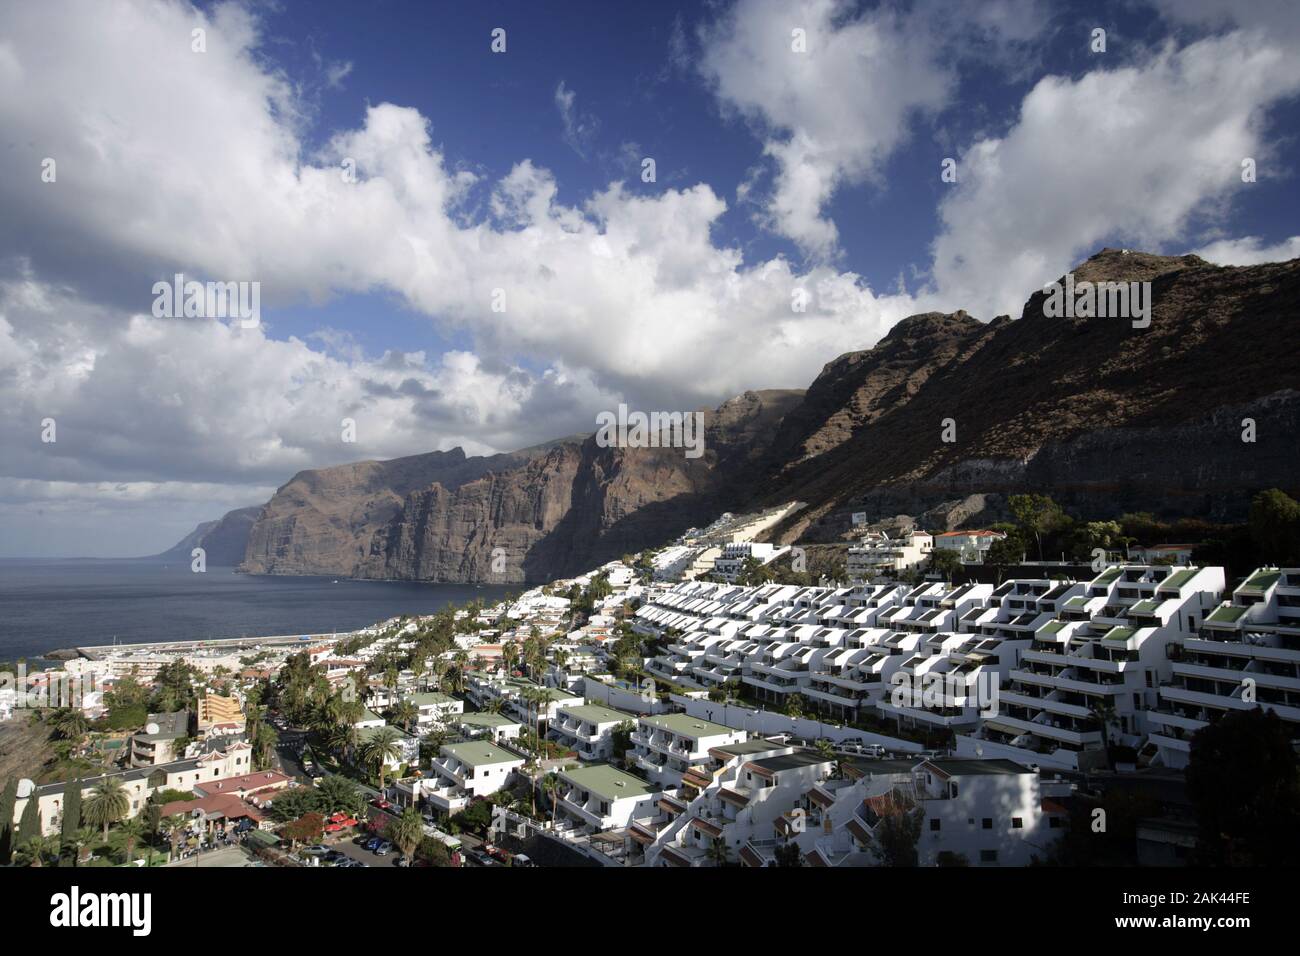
[370,798,392,810]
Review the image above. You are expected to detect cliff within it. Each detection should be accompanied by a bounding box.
[174,249,1300,580]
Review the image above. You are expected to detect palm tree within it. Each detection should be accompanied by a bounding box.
[327,723,359,754]
[111,817,146,865]
[51,708,90,745]
[541,773,562,830]
[389,807,424,864]
[706,837,732,867]
[83,777,130,840]
[360,727,404,793]
[392,700,418,733]
[451,651,470,692]
[16,834,56,867]
[68,825,98,867]
[252,721,279,770]
[1089,700,1119,768]
[158,815,185,862]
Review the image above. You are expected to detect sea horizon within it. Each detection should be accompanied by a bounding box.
[0,559,514,661]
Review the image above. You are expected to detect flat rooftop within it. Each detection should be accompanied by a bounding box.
[559,703,635,725]
[749,749,833,774]
[443,741,523,768]
[639,712,736,738]
[560,763,658,802]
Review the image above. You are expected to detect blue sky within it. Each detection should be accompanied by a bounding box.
[1,0,1298,555]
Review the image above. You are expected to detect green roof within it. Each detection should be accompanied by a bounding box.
[443,741,523,768]
[1240,570,1282,593]
[359,708,385,723]
[639,712,736,739]
[1207,604,1249,624]
[457,712,518,728]
[1130,599,1162,615]
[1101,626,1136,644]
[560,763,657,802]
[1158,568,1198,591]
[1064,596,1090,609]
[1038,620,1065,635]
[1092,567,1122,585]
[559,703,634,725]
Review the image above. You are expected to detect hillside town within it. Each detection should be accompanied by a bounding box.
[2,496,1297,870]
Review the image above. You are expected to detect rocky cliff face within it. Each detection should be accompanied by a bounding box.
[188,249,1299,580]
[237,390,803,583]
[154,505,262,566]
[761,249,1300,542]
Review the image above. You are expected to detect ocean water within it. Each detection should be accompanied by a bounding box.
[0,559,513,660]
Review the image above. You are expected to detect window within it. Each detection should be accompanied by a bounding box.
[1012,817,1023,829]
[1049,816,1064,829]
[981,818,992,829]
[929,818,941,832]
[979,849,997,863]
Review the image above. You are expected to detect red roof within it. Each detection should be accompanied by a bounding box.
[161,793,266,822]
[194,770,291,797]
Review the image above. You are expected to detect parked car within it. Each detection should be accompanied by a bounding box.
[511,854,535,867]
[364,836,382,851]
[374,840,393,856]
[393,857,412,867]
[482,842,512,864]
[301,844,330,856]
[371,797,392,810]
[463,848,501,867]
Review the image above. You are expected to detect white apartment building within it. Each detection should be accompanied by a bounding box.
[960,564,1224,771]
[410,741,526,814]
[846,531,933,580]
[454,711,523,742]
[632,712,747,787]
[548,703,636,760]
[712,542,791,583]
[404,691,464,729]
[465,675,584,726]
[932,530,1007,565]
[554,763,660,832]
[1148,567,1300,768]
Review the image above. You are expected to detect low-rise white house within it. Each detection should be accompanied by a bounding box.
[847,531,933,579]
[549,703,636,760]
[932,530,1007,565]
[555,763,660,832]
[632,713,747,786]
[415,741,526,814]
[454,711,523,742]
[405,691,464,729]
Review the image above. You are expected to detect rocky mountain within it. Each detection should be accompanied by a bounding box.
[179,248,1300,581]
[152,506,262,566]
[236,390,803,583]
[756,249,1300,542]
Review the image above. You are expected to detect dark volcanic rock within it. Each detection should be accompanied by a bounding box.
[212,248,1298,580]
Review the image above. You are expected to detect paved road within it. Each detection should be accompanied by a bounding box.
[165,845,262,868]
